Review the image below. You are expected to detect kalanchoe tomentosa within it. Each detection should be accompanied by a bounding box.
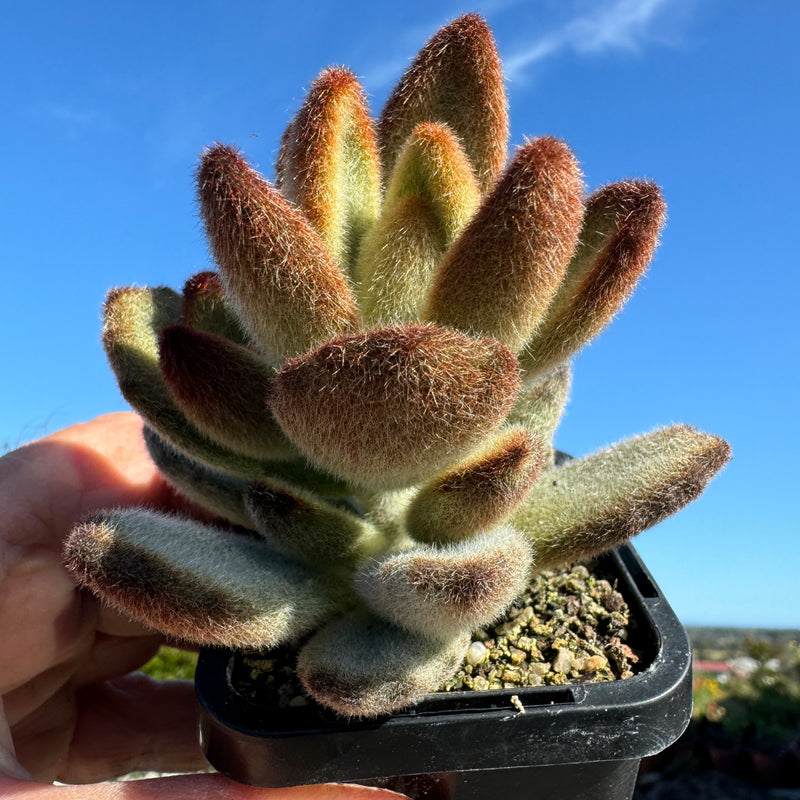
[64,14,731,718]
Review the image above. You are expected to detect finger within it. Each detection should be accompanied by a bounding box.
[94,608,165,639]
[63,675,206,783]
[9,413,194,538]
[0,773,408,799]
[37,677,411,797]
[47,413,234,524]
[9,674,200,783]
[6,632,166,726]
[1,695,33,781]
[3,661,78,728]
[44,413,158,487]
[76,633,164,686]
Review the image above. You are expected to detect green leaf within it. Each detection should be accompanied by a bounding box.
[425,138,584,352]
[65,508,339,649]
[506,362,572,456]
[143,427,252,527]
[102,286,291,480]
[246,477,382,568]
[275,67,381,273]
[355,525,533,638]
[181,271,246,344]
[512,425,732,569]
[159,324,297,461]
[197,144,359,363]
[297,608,470,717]
[378,14,508,193]
[406,426,545,545]
[355,194,445,325]
[520,180,666,380]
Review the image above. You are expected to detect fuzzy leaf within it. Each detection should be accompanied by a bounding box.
[512,425,732,570]
[505,363,572,456]
[181,271,246,344]
[143,427,252,527]
[275,67,380,272]
[382,122,481,245]
[197,144,359,363]
[159,324,297,461]
[378,14,508,193]
[102,286,284,480]
[406,426,546,545]
[268,324,521,490]
[362,487,418,550]
[355,123,481,325]
[520,180,666,380]
[425,137,585,352]
[64,508,337,649]
[355,525,533,639]
[297,609,470,717]
[355,195,445,325]
[246,478,382,568]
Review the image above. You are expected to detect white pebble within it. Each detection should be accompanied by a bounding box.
[466,640,488,666]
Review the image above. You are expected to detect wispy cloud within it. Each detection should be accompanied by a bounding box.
[361,55,414,93]
[359,0,688,95]
[30,101,104,140]
[504,0,682,80]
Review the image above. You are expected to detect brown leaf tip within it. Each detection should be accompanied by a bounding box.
[589,179,667,251]
[390,13,499,81]
[632,428,732,539]
[380,527,534,629]
[438,428,539,494]
[276,323,520,401]
[104,286,128,308]
[415,13,502,82]
[379,13,508,190]
[277,66,374,176]
[158,324,218,381]
[197,144,261,235]
[502,136,584,214]
[684,428,733,485]
[181,271,241,339]
[405,553,508,612]
[305,67,371,122]
[196,143,281,225]
[183,270,222,302]
[63,514,112,581]
[197,142,248,191]
[313,65,361,93]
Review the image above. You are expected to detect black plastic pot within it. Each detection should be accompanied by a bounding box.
[196,542,692,799]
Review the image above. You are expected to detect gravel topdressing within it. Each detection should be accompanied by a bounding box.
[443,561,642,691]
[234,560,644,710]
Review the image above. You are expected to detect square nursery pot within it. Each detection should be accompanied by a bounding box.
[195,542,692,800]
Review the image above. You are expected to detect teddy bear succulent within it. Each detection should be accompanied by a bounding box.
[64,14,730,718]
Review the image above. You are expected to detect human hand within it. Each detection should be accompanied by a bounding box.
[0,413,403,798]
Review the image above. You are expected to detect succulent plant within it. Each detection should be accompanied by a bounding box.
[64,14,731,718]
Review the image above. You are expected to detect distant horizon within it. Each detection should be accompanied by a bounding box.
[685,625,800,635]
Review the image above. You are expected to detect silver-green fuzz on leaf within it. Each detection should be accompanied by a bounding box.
[64,13,731,718]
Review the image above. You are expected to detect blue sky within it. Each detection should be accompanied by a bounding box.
[2,1,798,628]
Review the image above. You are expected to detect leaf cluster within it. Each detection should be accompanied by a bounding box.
[64,15,730,717]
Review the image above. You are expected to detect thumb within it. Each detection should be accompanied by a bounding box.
[0,773,409,799]
[1,696,33,781]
